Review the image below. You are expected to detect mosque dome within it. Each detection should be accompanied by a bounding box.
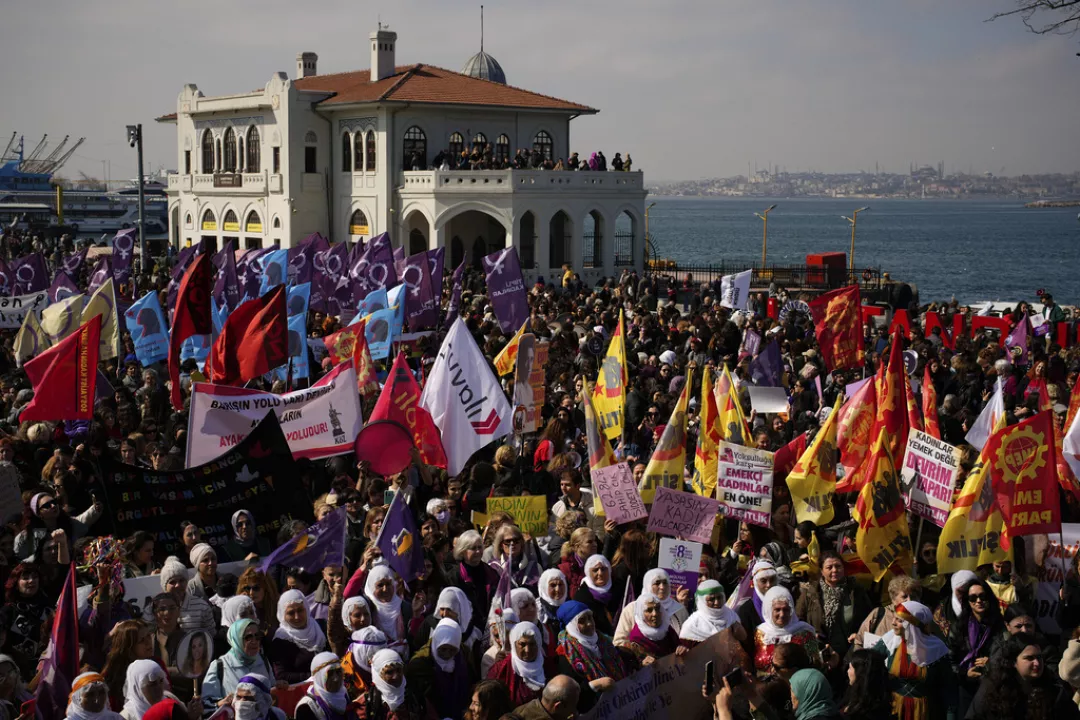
[461,50,506,84]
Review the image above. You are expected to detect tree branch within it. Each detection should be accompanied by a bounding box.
[987,0,1080,35]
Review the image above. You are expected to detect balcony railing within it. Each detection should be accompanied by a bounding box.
[400,169,644,194]
[181,172,267,193]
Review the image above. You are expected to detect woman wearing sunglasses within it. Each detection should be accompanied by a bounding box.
[948,578,1004,720]
[13,491,100,562]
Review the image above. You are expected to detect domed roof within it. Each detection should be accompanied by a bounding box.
[461,50,506,85]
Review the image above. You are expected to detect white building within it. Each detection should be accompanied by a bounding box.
[159,26,646,284]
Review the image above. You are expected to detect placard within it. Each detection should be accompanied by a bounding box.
[900,429,960,528]
[747,386,789,414]
[658,537,702,594]
[0,291,48,329]
[591,463,648,525]
[715,442,774,528]
[486,496,549,536]
[1035,525,1080,635]
[646,486,719,544]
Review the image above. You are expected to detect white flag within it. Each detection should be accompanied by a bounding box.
[965,378,1005,451]
[1064,411,1080,481]
[421,317,513,476]
[720,270,752,310]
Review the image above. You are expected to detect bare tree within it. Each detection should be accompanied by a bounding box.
[989,0,1080,35]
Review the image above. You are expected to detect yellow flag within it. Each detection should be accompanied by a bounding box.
[40,293,86,344]
[691,365,722,497]
[788,395,842,525]
[13,310,50,366]
[582,385,616,516]
[852,429,914,581]
[936,415,1010,574]
[83,279,120,360]
[494,322,527,376]
[639,370,691,502]
[716,365,753,445]
[592,311,627,440]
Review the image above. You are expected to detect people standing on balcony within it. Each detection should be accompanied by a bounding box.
[568,153,580,170]
[611,154,624,171]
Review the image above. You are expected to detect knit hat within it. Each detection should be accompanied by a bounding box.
[556,600,590,629]
[160,556,188,592]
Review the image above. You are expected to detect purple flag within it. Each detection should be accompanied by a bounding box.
[87,256,112,295]
[1006,317,1029,366]
[727,558,757,610]
[59,247,88,281]
[315,242,350,316]
[482,247,529,334]
[289,233,329,287]
[0,259,11,296]
[349,232,398,302]
[172,245,197,279]
[260,507,347,573]
[402,251,437,330]
[111,229,137,287]
[213,243,241,313]
[237,248,270,301]
[211,239,235,271]
[444,260,466,329]
[34,564,79,719]
[749,341,782,387]
[375,490,425,582]
[427,247,446,303]
[10,253,49,294]
[392,245,406,280]
[494,555,513,612]
[48,272,80,304]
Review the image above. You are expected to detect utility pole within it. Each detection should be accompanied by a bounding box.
[126,124,146,276]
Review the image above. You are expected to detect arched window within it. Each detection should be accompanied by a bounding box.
[495,135,510,165]
[448,132,464,158]
[354,132,365,172]
[471,132,487,149]
[215,139,222,171]
[273,216,282,229]
[403,126,426,170]
[349,209,369,236]
[222,209,239,232]
[342,132,352,172]
[366,131,377,172]
[201,130,214,173]
[615,211,635,266]
[533,131,553,161]
[583,210,603,268]
[246,126,260,172]
[245,211,262,234]
[549,211,570,268]
[201,209,217,231]
[223,128,237,172]
[238,138,245,172]
[409,229,427,255]
[304,131,318,144]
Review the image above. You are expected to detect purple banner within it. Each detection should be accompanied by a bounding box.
[402,251,437,330]
[111,229,136,286]
[349,232,398,302]
[482,247,529,334]
[48,272,80,304]
[11,253,49,295]
[237,248,269,301]
[59,247,88,280]
[444,260,466,329]
[427,247,445,303]
[87,256,112,295]
[393,245,406,280]
[213,250,241,313]
[0,259,10,296]
[314,243,349,316]
[288,232,328,286]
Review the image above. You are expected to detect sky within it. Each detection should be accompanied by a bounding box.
[1,0,1078,184]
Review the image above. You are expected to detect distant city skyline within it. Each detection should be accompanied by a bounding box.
[2,0,1078,184]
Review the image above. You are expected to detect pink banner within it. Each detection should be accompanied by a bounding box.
[592,463,648,525]
[646,486,720,543]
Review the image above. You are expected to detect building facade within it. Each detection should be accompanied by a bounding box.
[160,27,646,284]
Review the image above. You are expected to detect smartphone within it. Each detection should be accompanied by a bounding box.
[20,699,35,718]
[724,668,745,689]
[704,661,715,695]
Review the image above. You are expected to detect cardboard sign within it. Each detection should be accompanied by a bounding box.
[646,486,719,543]
[486,496,549,535]
[659,537,702,594]
[591,463,648,525]
[715,442,774,528]
[900,429,961,528]
[747,386,789,414]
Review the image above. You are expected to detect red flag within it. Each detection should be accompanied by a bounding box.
[351,319,382,398]
[208,286,288,385]
[905,371,923,434]
[836,378,876,493]
[169,251,212,409]
[1067,375,1080,431]
[34,564,79,718]
[371,352,447,468]
[774,432,808,478]
[868,328,910,476]
[922,365,941,440]
[1036,380,1079,498]
[323,325,360,366]
[20,314,101,422]
[808,286,864,371]
[988,410,1061,541]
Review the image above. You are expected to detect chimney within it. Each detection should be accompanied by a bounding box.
[296,52,318,79]
[370,26,397,82]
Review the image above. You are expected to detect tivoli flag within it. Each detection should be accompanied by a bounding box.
[836,376,876,492]
[691,365,722,497]
[371,352,447,468]
[592,310,628,441]
[169,251,213,410]
[988,410,1061,542]
[852,429,913,581]
[323,323,362,366]
[808,285,864,372]
[20,314,102,423]
[922,365,941,440]
[494,322,526,376]
[788,395,842,525]
[639,370,691,503]
[207,285,288,385]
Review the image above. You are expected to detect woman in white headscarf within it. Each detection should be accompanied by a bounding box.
[329,595,371,657]
[232,673,286,720]
[222,595,257,628]
[869,601,952,720]
[487,621,558,706]
[480,607,520,677]
[736,560,779,633]
[753,586,819,677]
[406,618,469,720]
[364,565,408,659]
[411,585,475,650]
[572,555,619,636]
[342,626,387,702]
[617,591,684,663]
[613,568,689,644]
[536,568,567,657]
[934,569,976,637]
[66,672,122,720]
[269,589,328,685]
[679,580,746,647]
[362,649,430,720]
[120,660,176,720]
[296,652,350,720]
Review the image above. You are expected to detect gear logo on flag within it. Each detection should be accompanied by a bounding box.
[996,426,1046,485]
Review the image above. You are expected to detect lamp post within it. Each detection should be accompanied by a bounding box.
[842,206,869,271]
[755,204,777,267]
[644,201,656,266]
[126,124,147,275]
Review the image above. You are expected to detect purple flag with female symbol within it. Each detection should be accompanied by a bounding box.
[261,508,347,573]
[749,341,783,387]
[59,247,87,280]
[236,248,269,301]
[375,491,425,582]
[427,247,446,302]
[48,272,79,304]
[349,233,397,302]
[0,259,12,296]
[111,229,137,286]
[11,253,49,295]
[316,242,350,316]
[482,247,529,334]
[444,260,466,329]
[88,257,112,296]
[288,233,328,286]
[1006,316,1029,366]
[402,251,436,330]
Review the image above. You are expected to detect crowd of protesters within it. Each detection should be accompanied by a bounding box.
[1,230,1080,720]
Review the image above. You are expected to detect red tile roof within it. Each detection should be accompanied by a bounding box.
[155,113,178,123]
[295,64,596,113]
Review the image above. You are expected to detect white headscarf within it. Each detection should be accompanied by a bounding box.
[633,591,672,642]
[583,554,612,595]
[537,568,568,624]
[882,601,950,667]
[234,674,274,720]
[511,587,536,620]
[364,565,404,641]
[371,649,407,710]
[756,586,815,645]
[510,622,546,691]
[350,626,388,672]
[435,586,473,634]
[566,607,599,654]
[680,580,740,642]
[308,651,348,714]
[66,672,121,720]
[273,589,328,652]
[950,570,978,617]
[643,568,683,617]
[752,560,777,603]
[121,659,167,720]
[188,542,216,568]
[221,595,256,627]
[342,596,370,631]
[431,617,462,673]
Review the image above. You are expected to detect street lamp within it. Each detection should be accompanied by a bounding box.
[126,124,147,275]
[755,204,777,266]
[842,206,869,271]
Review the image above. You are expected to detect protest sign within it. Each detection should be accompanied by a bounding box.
[900,429,961,528]
[100,414,303,555]
[486,496,549,535]
[747,386,789,414]
[516,340,548,434]
[658,538,702,594]
[647,486,719,543]
[715,442,774,528]
[1034,524,1080,635]
[0,291,48,329]
[591,463,648,525]
[186,361,362,466]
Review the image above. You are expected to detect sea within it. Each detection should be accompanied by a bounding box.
[648,197,1080,305]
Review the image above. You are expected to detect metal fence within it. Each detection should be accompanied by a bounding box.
[647,261,885,291]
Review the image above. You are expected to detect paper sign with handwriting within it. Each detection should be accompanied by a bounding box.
[646,486,719,543]
[487,495,549,535]
[591,462,648,525]
[715,442,775,528]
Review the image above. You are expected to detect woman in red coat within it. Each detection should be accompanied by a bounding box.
[486,622,558,706]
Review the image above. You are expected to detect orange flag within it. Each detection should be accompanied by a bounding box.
[922,365,941,440]
[836,378,876,493]
[323,324,361,365]
[350,318,382,398]
[808,285,864,371]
